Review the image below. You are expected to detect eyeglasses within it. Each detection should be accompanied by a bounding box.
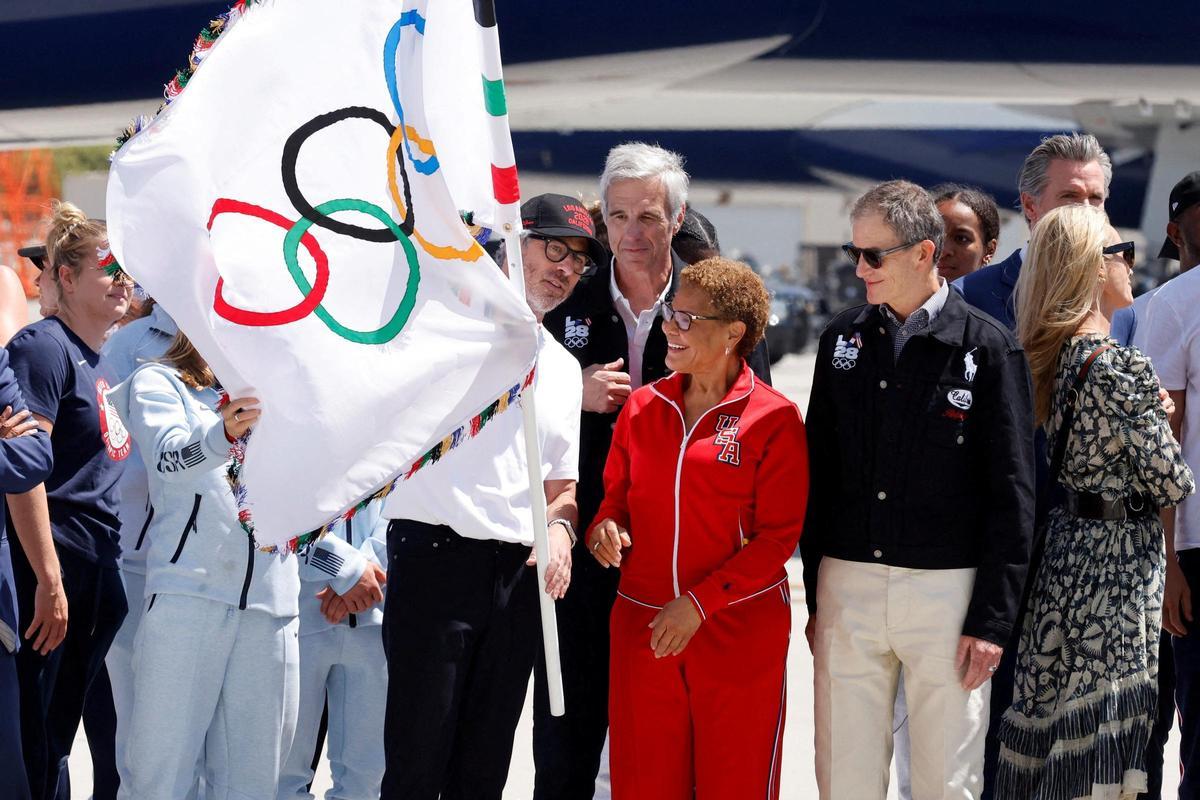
[842,240,922,269]
[660,301,727,331]
[94,265,135,287]
[1102,240,1135,268]
[528,233,597,277]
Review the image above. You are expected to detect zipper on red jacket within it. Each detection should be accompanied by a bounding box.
[650,375,755,597]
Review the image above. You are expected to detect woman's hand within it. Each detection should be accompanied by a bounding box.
[1160,387,1177,419]
[588,518,631,568]
[649,595,702,657]
[0,406,39,439]
[222,397,261,439]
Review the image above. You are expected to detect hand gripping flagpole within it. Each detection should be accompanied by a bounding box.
[479,0,566,718]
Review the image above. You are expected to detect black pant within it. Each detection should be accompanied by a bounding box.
[1,646,31,800]
[531,547,619,799]
[82,663,119,800]
[1140,630,1176,799]
[11,542,127,800]
[381,520,538,800]
[1175,548,1200,798]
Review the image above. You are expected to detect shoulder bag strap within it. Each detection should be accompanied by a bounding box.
[1047,343,1112,484]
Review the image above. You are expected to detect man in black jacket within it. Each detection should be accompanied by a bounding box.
[801,180,1034,799]
[538,142,770,798]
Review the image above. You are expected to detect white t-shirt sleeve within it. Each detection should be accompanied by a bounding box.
[1139,290,1188,391]
[541,342,581,482]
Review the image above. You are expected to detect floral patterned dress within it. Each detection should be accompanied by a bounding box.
[996,335,1195,800]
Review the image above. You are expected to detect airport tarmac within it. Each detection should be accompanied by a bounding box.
[69,350,1181,798]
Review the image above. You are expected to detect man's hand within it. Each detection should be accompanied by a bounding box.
[649,596,703,658]
[26,577,67,655]
[338,563,387,614]
[1164,557,1192,637]
[588,518,631,568]
[956,635,1003,691]
[581,359,632,414]
[0,406,39,439]
[526,522,573,599]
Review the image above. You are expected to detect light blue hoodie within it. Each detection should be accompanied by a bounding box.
[110,362,305,617]
[298,505,389,635]
[100,303,177,575]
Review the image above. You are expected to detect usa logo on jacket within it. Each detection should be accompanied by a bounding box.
[715,414,742,466]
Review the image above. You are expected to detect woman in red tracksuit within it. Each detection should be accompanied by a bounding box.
[588,257,808,800]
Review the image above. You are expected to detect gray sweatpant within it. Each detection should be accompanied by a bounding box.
[125,593,299,800]
[277,624,387,800]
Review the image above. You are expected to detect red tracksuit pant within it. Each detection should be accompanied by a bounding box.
[608,583,791,800]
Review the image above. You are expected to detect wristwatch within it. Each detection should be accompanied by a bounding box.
[548,518,578,547]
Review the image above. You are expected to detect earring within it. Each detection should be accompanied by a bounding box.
[724,346,730,356]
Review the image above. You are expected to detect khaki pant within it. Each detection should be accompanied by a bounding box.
[813,557,989,800]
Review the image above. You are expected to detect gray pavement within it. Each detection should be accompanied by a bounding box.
[70,351,1180,798]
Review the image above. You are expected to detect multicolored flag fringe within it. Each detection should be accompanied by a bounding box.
[108,0,537,549]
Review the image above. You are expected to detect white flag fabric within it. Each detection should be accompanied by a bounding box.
[107,0,537,548]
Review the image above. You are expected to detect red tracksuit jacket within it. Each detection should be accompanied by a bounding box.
[593,362,809,617]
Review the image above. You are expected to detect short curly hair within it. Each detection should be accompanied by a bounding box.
[678,257,769,359]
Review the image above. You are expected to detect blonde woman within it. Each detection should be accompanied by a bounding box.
[996,204,1194,798]
[6,201,133,798]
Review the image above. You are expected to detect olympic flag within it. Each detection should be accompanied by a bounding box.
[106,0,538,548]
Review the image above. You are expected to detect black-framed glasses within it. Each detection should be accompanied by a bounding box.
[660,301,727,331]
[528,233,597,277]
[842,240,922,269]
[1102,240,1135,268]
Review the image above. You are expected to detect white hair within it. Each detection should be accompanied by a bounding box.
[599,142,689,221]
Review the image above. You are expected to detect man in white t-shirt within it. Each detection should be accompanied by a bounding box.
[379,194,603,799]
[1134,171,1200,797]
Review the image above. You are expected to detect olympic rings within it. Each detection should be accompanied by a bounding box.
[208,198,331,327]
[283,198,421,345]
[281,106,415,242]
[383,13,440,176]
[386,127,485,262]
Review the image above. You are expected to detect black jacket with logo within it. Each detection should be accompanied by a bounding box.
[799,289,1035,645]
[543,250,773,534]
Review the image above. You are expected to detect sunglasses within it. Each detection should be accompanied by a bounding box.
[528,233,597,277]
[842,240,922,269]
[1102,241,1135,268]
[660,301,727,332]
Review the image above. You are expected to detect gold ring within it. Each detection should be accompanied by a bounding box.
[592,541,601,551]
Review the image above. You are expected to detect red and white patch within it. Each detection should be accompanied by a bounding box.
[714,414,741,466]
[96,378,131,461]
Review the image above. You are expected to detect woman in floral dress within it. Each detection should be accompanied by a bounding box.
[997,204,1194,799]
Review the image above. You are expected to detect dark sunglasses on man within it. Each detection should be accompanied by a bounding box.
[842,240,922,269]
[528,232,598,277]
[660,301,726,332]
[1102,240,1135,269]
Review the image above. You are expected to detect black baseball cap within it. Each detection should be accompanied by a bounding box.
[520,194,607,267]
[1160,171,1200,260]
[17,244,47,271]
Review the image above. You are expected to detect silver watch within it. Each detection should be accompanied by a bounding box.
[548,518,578,547]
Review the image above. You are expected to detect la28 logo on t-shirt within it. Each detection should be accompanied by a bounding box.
[96,379,131,461]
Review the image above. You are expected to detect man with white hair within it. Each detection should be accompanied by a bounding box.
[537,142,772,798]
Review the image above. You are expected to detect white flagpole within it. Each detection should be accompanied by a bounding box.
[503,224,567,717]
